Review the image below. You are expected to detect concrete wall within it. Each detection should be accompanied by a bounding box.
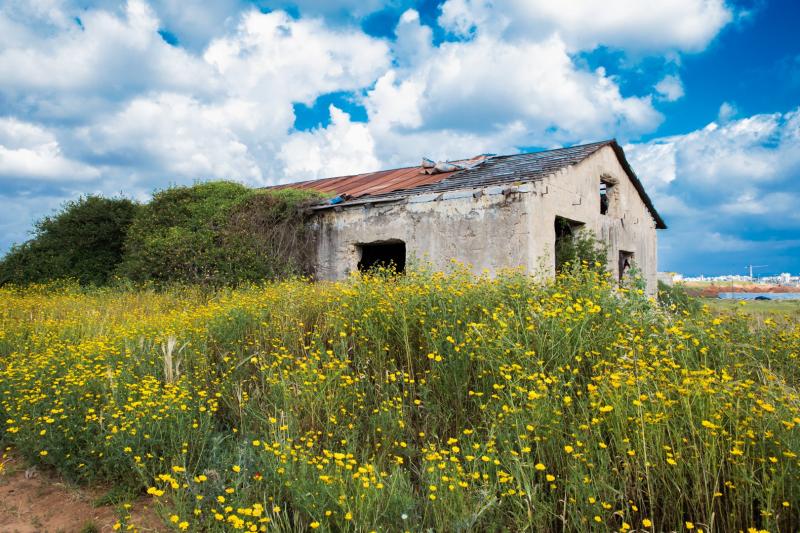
[313,146,659,293]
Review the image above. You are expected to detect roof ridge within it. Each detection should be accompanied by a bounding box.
[272,140,616,187]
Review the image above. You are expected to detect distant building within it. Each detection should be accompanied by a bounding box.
[275,140,666,293]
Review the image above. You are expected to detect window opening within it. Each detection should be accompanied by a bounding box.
[619,250,634,282]
[554,216,585,273]
[600,176,618,216]
[357,240,406,273]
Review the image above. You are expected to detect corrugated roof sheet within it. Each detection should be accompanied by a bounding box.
[270,140,666,229]
[272,166,459,198]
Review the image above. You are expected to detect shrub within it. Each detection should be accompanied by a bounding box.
[117,181,322,285]
[658,280,702,314]
[0,195,138,286]
[220,188,324,281]
[117,181,251,285]
[554,220,608,273]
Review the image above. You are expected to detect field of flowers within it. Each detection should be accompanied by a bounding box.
[0,267,798,532]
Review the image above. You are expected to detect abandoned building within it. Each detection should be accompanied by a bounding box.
[278,140,666,293]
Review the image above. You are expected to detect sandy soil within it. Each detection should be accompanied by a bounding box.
[0,454,164,533]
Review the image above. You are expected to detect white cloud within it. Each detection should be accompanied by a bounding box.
[203,9,390,106]
[438,0,733,53]
[0,0,215,126]
[655,75,685,101]
[719,190,800,217]
[261,0,389,20]
[627,107,800,270]
[623,141,676,191]
[147,0,245,49]
[76,93,265,184]
[630,109,800,190]
[0,118,99,180]
[362,33,662,163]
[279,106,380,181]
[393,9,434,68]
[700,231,754,252]
[718,101,738,123]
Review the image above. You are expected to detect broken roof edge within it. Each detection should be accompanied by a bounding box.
[276,140,666,229]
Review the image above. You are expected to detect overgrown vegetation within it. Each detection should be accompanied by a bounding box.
[219,188,322,282]
[554,218,608,273]
[117,181,254,285]
[657,280,703,315]
[1,267,797,531]
[0,182,323,287]
[0,195,139,286]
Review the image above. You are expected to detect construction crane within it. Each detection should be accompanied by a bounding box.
[745,264,768,279]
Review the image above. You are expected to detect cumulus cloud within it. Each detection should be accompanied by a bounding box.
[279,106,380,181]
[718,101,738,122]
[203,10,389,107]
[361,32,662,165]
[438,0,733,53]
[260,0,390,20]
[0,118,99,181]
[627,107,800,272]
[393,9,434,68]
[654,75,685,101]
[0,0,214,123]
[76,93,265,183]
[146,0,245,49]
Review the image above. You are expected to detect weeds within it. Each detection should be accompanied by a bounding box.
[0,266,798,531]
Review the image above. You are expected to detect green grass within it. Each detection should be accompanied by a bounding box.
[704,298,800,319]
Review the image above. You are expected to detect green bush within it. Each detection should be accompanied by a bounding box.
[117,181,322,285]
[658,280,702,314]
[220,188,324,281]
[0,195,138,286]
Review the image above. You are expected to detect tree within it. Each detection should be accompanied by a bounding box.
[0,196,139,286]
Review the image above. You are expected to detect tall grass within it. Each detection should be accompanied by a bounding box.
[0,266,798,532]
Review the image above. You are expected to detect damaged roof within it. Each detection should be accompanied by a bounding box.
[272,140,666,229]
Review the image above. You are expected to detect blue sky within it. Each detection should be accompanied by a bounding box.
[0,0,798,276]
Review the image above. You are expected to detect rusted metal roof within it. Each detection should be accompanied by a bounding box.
[271,140,665,229]
[272,166,459,198]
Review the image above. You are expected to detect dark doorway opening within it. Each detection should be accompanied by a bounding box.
[357,240,406,273]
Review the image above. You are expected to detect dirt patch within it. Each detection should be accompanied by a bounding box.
[684,283,800,298]
[0,454,164,533]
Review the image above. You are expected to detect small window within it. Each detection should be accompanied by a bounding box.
[619,250,634,282]
[600,177,616,215]
[357,240,406,273]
